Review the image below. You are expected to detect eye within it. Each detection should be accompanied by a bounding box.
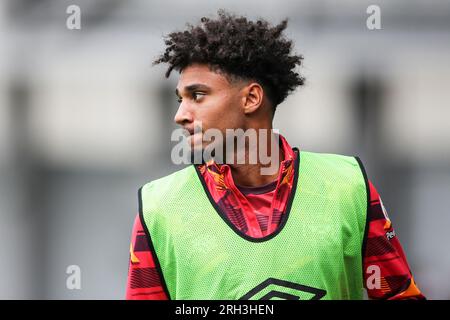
[177,97,182,103]
[192,92,205,101]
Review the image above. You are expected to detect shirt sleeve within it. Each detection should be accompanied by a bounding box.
[125,213,168,300]
[363,180,425,300]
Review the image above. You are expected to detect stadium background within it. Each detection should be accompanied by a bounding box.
[0,0,449,299]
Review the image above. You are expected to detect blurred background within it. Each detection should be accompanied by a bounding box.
[0,0,449,299]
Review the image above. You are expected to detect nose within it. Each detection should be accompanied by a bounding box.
[174,101,193,126]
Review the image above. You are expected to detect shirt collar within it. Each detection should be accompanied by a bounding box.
[205,133,295,174]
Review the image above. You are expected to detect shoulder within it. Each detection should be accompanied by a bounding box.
[139,165,197,210]
[300,150,364,176]
[299,150,368,197]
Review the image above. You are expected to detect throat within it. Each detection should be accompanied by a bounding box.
[228,147,284,188]
[229,164,278,187]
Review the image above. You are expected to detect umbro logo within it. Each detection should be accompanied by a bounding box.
[239,278,327,300]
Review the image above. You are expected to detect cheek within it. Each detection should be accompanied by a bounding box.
[216,94,243,123]
[196,91,244,131]
[198,98,232,126]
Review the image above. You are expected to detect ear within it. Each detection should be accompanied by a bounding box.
[242,82,264,115]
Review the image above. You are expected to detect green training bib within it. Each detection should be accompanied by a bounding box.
[139,150,368,300]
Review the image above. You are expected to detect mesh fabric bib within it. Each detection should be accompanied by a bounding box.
[139,150,368,300]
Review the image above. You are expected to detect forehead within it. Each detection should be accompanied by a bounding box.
[177,64,231,89]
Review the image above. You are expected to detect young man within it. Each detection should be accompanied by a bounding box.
[126,11,424,300]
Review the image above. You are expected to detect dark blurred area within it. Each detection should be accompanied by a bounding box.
[0,0,449,299]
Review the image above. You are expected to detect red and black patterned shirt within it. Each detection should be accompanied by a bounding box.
[126,135,424,300]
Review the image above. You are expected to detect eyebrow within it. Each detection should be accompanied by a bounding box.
[175,84,212,97]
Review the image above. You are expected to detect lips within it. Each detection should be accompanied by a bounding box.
[183,127,195,136]
[185,126,204,136]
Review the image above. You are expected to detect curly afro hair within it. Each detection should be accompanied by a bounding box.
[153,10,305,111]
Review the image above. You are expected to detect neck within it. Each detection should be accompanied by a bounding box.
[226,129,284,187]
